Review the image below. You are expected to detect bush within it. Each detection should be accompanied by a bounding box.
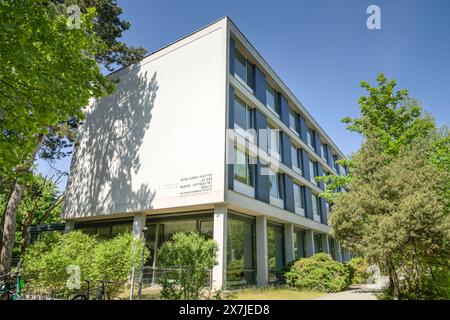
[91,233,148,299]
[284,253,350,293]
[23,231,147,299]
[157,232,218,300]
[346,257,369,284]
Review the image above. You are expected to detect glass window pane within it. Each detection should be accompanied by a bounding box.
[234,50,247,83]
[111,224,132,238]
[269,172,281,198]
[312,194,318,215]
[199,220,213,239]
[289,110,297,132]
[294,184,301,208]
[291,146,298,168]
[234,147,252,186]
[268,225,284,282]
[161,220,197,242]
[266,86,276,112]
[227,217,255,286]
[96,226,111,241]
[234,97,247,130]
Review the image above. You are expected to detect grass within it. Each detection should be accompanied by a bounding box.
[118,285,325,300]
[232,287,324,300]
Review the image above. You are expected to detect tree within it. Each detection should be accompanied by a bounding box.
[23,231,147,299]
[0,0,114,274]
[316,74,435,204]
[330,136,450,299]
[157,232,218,300]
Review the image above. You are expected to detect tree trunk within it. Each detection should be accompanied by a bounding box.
[388,263,400,300]
[20,211,33,257]
[0,183,25,274]
[0,134,45,274]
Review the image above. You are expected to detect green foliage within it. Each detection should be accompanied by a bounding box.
[23,231,96,295]
[157,232,218,300]
[346,257,369,284]
[23,231,146,298]
[342,73,435,156]
[91,233,148,299]
[51,0,147,71]
[0,0,114,176]
[284,253,350,293]
[319,74,436,204]
[330,136,450,299]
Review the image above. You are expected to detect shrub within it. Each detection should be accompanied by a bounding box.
[346,257,369,284]
[91,233,148,299]
[23,231,96,295]
[284,253,350,293]
[157,232,218,300]
[23,231,147,299]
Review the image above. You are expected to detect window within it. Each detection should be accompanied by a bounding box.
[267,224,285,283]
[312,194,322,222]
[234,50,253,89]
[294,230,307,259]
[268,125,281,159]
[227,215,256,286]
[266,85,277,115]
[320,143,326,160]
[329,238,336,260]
[111,224,132,238]
[306,128,315,149]
[314,234,323,253]
[309,160,319,185]
[289,109,299,134]
[291,146,302,174]
[234,147,254,186]
[269,171,283,199]
[234,96,254,131]
[322,144,329,162]
[293,184,305,216]
[323,172,329,189]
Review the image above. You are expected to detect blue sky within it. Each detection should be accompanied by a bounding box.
[37,0,450,190]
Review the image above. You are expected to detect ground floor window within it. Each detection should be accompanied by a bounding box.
[267,223,285,283]
[294,229,307,259]
[227,214,256,286]
[329,238,336,260]
[314,233,323,253]
[76,220,132,241]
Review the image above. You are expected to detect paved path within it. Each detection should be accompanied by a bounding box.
[315,284,378,300]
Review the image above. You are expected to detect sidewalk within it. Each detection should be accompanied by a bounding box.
[315,284,378,300]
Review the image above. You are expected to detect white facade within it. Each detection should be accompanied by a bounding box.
[63,17,350,289]
[63,19,228,220]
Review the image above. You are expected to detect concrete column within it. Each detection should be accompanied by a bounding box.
[284,224,295,263]
[212,205,227,289]
[132,212,146,239]
[321,233,330,254]
[64,220,76,233]
[305,229,315,257]
[256,215,268,287]
[334,241,342,262]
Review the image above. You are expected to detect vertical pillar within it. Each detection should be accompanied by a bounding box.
[321,233,330,254]
[256,215,268,287]
[132,212,146,239]
[335,241,342,262]
[212,205,227,289]
[305,229,315,257]
[284,224,295,263]
[64,220,75,234]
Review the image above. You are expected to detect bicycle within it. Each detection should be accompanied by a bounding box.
[71,280,110,300]
[0,272,24,300]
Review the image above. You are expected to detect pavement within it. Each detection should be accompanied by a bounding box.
[315,284,379,300]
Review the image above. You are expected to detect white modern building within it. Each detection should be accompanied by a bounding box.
[62,17,351,289]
